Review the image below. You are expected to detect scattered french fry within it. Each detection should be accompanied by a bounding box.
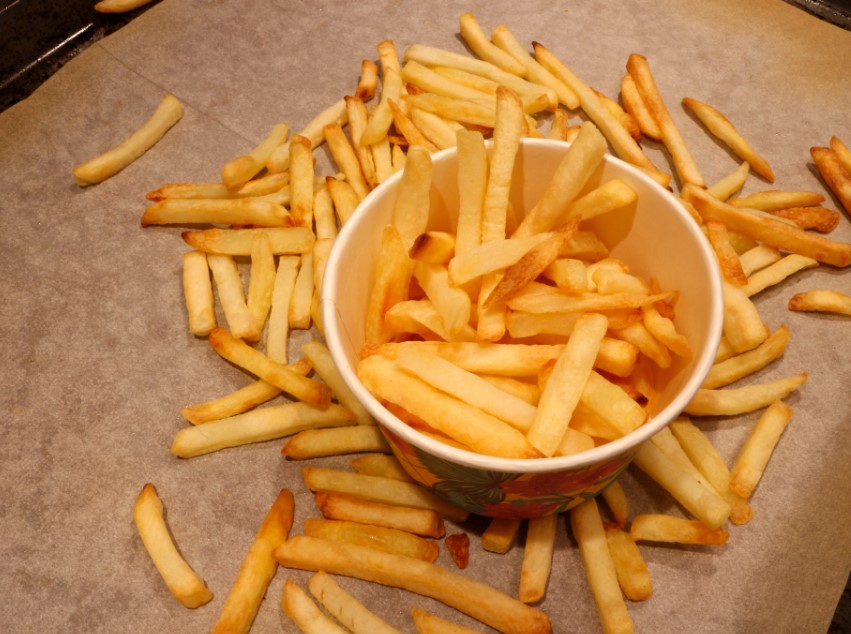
[309,571,401,634]
[730,400,795,498]
[684,373,807,417]
[788,289,851,316]
[304,518,439,562]
[411,608,482,634]
[282,579,349,634]
[604,524,653,601]
[630,514,729,546]
[519,513,558,603]
[315,490,445,538]
[282,425,390,459]
[182,250,217,336]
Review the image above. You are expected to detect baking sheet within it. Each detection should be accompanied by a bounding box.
[1,1,850,632]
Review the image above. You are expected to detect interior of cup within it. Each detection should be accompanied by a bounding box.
[322,138,723,474]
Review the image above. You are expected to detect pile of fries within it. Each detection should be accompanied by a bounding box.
[78,9,851,633]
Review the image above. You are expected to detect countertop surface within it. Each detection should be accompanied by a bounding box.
[1,1,850,633]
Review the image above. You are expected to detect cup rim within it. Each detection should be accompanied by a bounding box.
[322,138,724,474]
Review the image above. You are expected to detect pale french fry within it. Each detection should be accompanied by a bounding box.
[730,400,795,498]
[181,227,315,256]
[310,238,333,337]
[721,280,769,353]
[392,145,433,251]
[610,321,671,369]
[740,254,819,297]
[788,289,851,316]
[448,233,555,286]
[346,96,379,189]
[304,518,439,562]
[308,571,401,634]
[350,454,413,481]
[684,373,807,417]
[547,107,571,141]
[282,579,348,634]
[831,135,851,174]
[401,93,495,128]
[302,339,373,425]
[73,94,182,186]
[683,184,851,267]
[604,524,652,601]
[302,467,469,522]
[682,97,774,182]
[594,88,641,142]
[389,100,440,152]
[171,402,355,458]
[729,189,825,211]
[527,313,608,456]
[358,355,542,459]
[509,289,674,316]
[141,198,291,227]
[533,42,670,188]
[221,123,289,190]
[315,491,444,538]
[409,107,460,150]
[600,481,629,529]
[245,232,276,339]
[739,244,783,277]
[132,483,213,608]
[632,441,731,529]
[212,489,294,634]
[361,66,404,147]
[265,255,300,363]
[365,225,414,345]
[182,250,216,336]
[642,305,692,359]
[207,328,331,407]
[519,513,559,603]
[94,0,154,12]
[701,325,790,389]
[570,499,634,634]
[413,261,472,338]
[324,123,371,201]
[289,252,313,330]
[266,98,347,173]
[386,299,475,342]
[326,176,361,225]
[356,59,379,101]
[147,174,286,201]
[481,518,522,554]
[180,380,281,425]
[579,371,648,437]
[629,514,729,545]
[706,220,748,286]
[282,426,390,459]
[403,60,494,105]
[411,608,482,634]
[627,54,703,188]
[706,161,750,202]
[620,72,661,140]
[459,12,526,75]
[207,254,259,340]
[274,536,551,634]
[287,134,314,228]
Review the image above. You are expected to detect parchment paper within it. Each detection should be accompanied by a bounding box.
[1,1,849,632]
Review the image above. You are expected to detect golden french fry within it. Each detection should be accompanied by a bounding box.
[683,184,851,267]
[604,524,652,601]
[449,233,554,286]
[361,66,404,147]
[282,426,390,459]
[409,231,456,264]
[302,339,373,425]
[741,254,819,297]
[182,250,216,336]
[356,59,379,101]
[684,373,807,417]
[519,513,559,603]
[788,289,851,316]
[350,454,414,481]
[459,12,526,75]
[769,206,840,233]
[221,123,289,190]
[180,380,282,425]
[706,220,748,286]
[600,481,629,529]
[386,298,476,342]
[212,489,294,634]
[302,466,469,522]
[133,483,212,608]
[94,0,154,12]
[147,173,289,201]
[365,225,414,344]
[481,517,522,554]
[265,255,300,363]
[578,371,648,437]
[308,571,400,634]
[411,608,482,634]
[682,97,774,182]
[392,145,433,251]
[627,54,703,187]
[208,328,331,407]
[389,100,440,152]
[739,244,782,277]
[630,514,729,545]
[266,98,348,172]
[346,96,379,189]
[274,536,551,634]
[401,93,496,128]
[304,518,439,562]
[324,123,371,201]
[721,280,769,353]
[620,72,661,140]
[181,227,314,256]
[315,491,445,538]
[413,261,472,338]
[141,198,291,227]
[282,579,348,634]
[730,400,795,498]
[609,321,671,369]
[729,189,825,211]
[245,232,276,339]
[207,254,259,340]
[570,499,634,634]
[706,161,750,201]
[409,107,460,150]
[632,441,731,529]
[73,94,182,186]
[171,402,355,458]
[289,252,313,330]
[702,325,790,389]
[287,134,315,228]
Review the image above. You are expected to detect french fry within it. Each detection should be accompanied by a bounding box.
[682,97,774,182]
[221,123,289,190]
[282,426,390,459]
[448,233,554,286]
[706,220,748,285]
[459,12,526,76]
[265,255,300,363]
[721,280,769,353]
[356,59,379,101]
[245,232,276,339]
[629,514,729,546]
[409,107,460,150]
[266,98,348,172]
[350,454,414,481]
[740,254,819,297]
[519,513,559,603]
[788,289,851,316]
[346,96,379,189]
[325,176,361,226]
[739,244,783,277]
[282,579,348,634]
[579,371,648,437]
[570,499,634,634]
[308,571,401,634]
[358,355,542,459]
[706,161,750,202]
[287,134,315,228]
[620,73,661,140]
[413,261,472,338]
[302,339,373,425]
[527,313,609,456]
[730,400,795,498]
[274,536,552,634]
[365,225,414,344]
[212,489,294,634]
[409,231,456,264]
[207,328,332,407]
[632,441,730,529]
[389,100,440,152]
[402,93,497,128]
[683,184,851,267]
[729,189,825,211]
[627,54,703,188]
[315,491,445,538]
[289,252,313,330]
[181,227,315,256]
[324,123,371,201]
[600,481,629,529]
[132,483,212,608]
[207,254,259,340]
[609,321,671,369]
[302,467,469,522]
[392,145,433,251]
[141,198,291,227]
[701,325,790,389]
[94,0,154,12]
[403,60,495,104]
[361,66,404,147]
[481,517,522,554]
[769,206,840,233]
[73,94,182,186]
[603,524,652,601]
[180,380,281,425]
[182,250,216,336]
[411,608,482,634]
[147,173,288,201]
[304,518,439,562]
[171,402,355,458]
[684,373,807,417]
